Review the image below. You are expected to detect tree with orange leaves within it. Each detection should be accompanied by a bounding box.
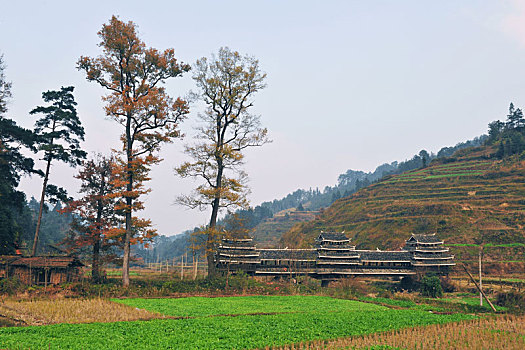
[61,154,118,283]
[77,16,190,286]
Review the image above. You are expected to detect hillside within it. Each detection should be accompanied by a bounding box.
[251,209,318,247]
[282,145,525,268]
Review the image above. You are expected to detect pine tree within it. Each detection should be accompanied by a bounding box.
[30,86,86,256]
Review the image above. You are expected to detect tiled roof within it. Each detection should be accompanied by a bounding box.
[259,249,317,260]
[359,251,412,262]
[318,251,360,258]
[318,232,350,242]
[412,259,456,266]
[0,255,20,265]
[412,252,454,260]
[9,256,83,268]
[408,234,443,244]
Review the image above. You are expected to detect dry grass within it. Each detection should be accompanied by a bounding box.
[272,315,525,350]
[0,298,164,326]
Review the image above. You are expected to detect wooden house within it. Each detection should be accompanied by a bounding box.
[0,256,84,285]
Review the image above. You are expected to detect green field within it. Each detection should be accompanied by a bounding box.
[0,296,476,349]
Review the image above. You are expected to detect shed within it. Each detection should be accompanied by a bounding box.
[0,256,84,285]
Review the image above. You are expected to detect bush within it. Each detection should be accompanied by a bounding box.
[419,275,443,298]
[439,276,456,293]
[0,277,25,295]
[399,276,417,292]
[496,291,525,313]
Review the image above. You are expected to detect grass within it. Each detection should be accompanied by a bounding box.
[439,296,508,312]
[274,315,525,350]
[0,296,476,349]
[0,298,162,326]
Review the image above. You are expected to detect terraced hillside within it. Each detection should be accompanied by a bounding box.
[252,209,317,247]
[282,146,525,267]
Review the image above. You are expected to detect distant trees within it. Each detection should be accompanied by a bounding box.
[419,150,430,168]
[505,103,524,129]
[0,56,40,254]
[30,86,86,256]
[175,47,270,276]
[488,103,525,159]
[78,16,190,286]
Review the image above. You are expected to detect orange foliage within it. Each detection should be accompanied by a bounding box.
[77,15,190,285]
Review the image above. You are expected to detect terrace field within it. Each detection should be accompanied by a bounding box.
[283,146,525,268]
[0,295,476,349]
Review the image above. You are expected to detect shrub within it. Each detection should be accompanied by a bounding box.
[399,276,417,292]
[419,275,443,298]
[439,276,456,293]
[496,291,525,314]
[0,276,25,295]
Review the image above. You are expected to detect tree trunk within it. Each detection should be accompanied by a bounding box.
[122,115,133,287]
[206,162,223,278]
[32,157,52,256]
[92,178,106,283]
[92,236,101,283]
[207,197,220,277]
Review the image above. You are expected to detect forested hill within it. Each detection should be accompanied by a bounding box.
[282,142,525,255]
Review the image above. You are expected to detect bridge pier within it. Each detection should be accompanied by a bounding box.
[321,279,330,287]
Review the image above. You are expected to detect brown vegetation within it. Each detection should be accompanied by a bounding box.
[272,315,525,350]
[0,298,163,326]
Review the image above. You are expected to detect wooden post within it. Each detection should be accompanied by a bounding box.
[479,246,483,306]
[180,255,184,280]
[193,254,197,280]
[185,252,188,276]
[461,263,496,312]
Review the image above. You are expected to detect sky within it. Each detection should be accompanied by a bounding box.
[2,1,525,235]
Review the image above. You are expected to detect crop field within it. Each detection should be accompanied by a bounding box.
[0,298,162,326]
[382,161,490,184]
[275,315,525,350]
[0,296,476,349]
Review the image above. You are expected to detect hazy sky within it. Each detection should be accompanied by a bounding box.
[2,1,525,235]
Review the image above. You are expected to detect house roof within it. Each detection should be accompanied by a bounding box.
[259,249,317,261]
[9,256,83,268]
[222,237,253,243]
[0,255,20,265]
[407,234,443,244]
[317,250,360,258]
[359,251,412,262]
[317,232,350,242]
